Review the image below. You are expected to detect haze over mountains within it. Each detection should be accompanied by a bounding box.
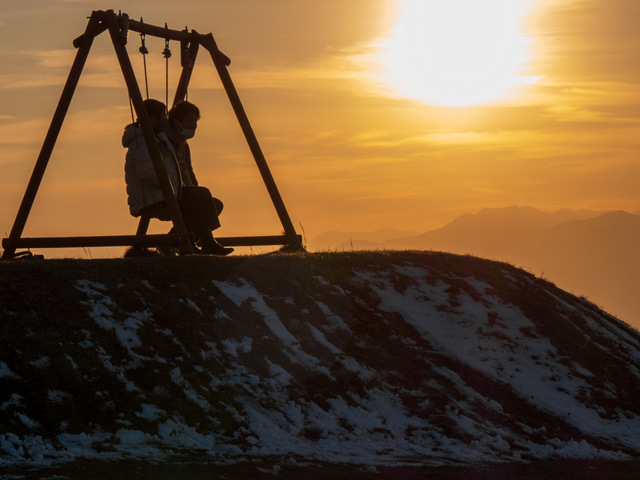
[308,206,640,330]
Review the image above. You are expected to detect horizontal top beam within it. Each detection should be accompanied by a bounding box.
[73,10,230,66]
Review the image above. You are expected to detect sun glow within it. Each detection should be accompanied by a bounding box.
[378,0,536,107]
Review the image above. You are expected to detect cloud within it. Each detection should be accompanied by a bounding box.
[529,0,640,83]
[0,118,50,147]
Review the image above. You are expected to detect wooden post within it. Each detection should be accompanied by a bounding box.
[106,10,194,254]
[1,12,103,259]
[201,34,301,248]
[173,38,200,107]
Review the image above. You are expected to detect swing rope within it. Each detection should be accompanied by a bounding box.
[128,21,150,131]
[139,32,149,99]
[180,33,191,102]
[128,20,173,125]
[162,24,172,107]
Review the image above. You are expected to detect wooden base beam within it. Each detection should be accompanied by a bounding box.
[2,234,302,255]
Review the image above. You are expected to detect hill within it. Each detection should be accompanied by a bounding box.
[1,251,640,478]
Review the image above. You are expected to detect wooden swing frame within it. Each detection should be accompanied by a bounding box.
[1,9,302,259]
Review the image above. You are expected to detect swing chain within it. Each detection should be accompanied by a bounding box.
[139,34,149,55]
[162,24,172,59]
[162,25,172,106]
[138,19,150,100]
[162,43,172,59]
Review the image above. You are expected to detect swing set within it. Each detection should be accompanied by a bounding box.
[1,9,302,259]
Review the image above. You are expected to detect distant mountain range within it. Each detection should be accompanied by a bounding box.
[309,206,640,329]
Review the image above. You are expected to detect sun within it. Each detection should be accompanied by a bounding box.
[377,0,536,107]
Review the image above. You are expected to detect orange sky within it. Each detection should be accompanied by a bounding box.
[1,0,639,258]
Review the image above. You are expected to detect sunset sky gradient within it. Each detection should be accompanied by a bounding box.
[1,0,639,257]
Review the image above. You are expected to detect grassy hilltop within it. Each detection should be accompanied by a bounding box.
[1,251,640,479]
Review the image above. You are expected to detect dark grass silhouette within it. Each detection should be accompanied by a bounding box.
[1,251,639,478]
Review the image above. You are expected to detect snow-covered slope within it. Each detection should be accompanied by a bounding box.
[1,251,639,471]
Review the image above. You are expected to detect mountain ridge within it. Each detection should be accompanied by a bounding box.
[309,206,640,329]
[309,206,608,252]
[1,252,639,477]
